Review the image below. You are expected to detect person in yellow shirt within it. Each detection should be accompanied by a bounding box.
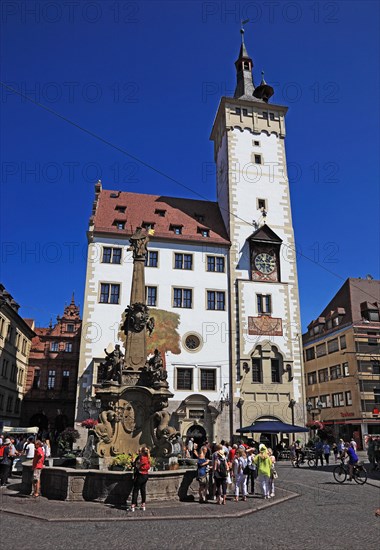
[254,444,272,499]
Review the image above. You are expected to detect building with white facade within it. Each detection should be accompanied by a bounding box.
[77,32,306,445]
[77,189,231,441]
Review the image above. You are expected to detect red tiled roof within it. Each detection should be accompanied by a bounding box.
[92,190,230,245]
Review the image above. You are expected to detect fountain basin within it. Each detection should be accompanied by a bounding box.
[21,464,198,504]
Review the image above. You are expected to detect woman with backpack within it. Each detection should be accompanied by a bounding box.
[233,447,248,502]
[213,444,228,505]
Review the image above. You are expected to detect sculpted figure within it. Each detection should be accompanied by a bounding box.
[122,303,150,334]
[128,226,149,259]
[146,317,155,336]
[95,410,116,444]
[100,344,124,383]
[145,349,168,389]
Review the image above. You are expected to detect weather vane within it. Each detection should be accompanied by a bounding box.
[240,18,250,43]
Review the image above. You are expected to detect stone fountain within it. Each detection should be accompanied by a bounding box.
[22,228,196,503]
[92,227,181,461]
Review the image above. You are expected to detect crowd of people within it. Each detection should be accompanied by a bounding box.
[191,439,278,504]
[0,433,50,494]
[1,432,379,512]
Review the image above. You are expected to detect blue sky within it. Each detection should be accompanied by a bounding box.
[1,0,379,330]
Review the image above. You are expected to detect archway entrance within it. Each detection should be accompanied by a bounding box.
[260,432,278,450]
[29,412,48,432]
[186,425,207,447]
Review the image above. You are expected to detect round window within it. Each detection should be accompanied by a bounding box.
[184,333,202,352]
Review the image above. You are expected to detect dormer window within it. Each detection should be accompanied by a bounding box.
[170,224,182,235]
[114,220,125,230]
[361,301,380,322]
[115,205,126,213]
[142,222,155,231]
[198,227,210,238]
[155,209,166,217]
[110,192,120,198]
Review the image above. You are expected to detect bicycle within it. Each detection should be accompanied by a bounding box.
[333,460,367,484]
[291,454,315,468]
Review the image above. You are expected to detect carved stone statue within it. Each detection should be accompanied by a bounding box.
[144,349,168,389]
[122,303,150,334]
[95,409,117,444]
[146,317,155,336]
[128,226,149,259]
[150,398,180,456]
[99,344,124,383]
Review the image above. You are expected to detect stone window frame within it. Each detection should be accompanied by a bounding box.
[256,293,272,315]
[102,246,122,265]
[172,287,193,309]
[98,281,122,305]
[206,289,226,311]
[200,368,217,391]
[182,332,203,353]
[175,367,194,391]
[145,250,159,268]
[146,286,158,307]
[173,252,193,271]
[206,255,225,273]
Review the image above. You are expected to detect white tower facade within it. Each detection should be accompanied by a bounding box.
[210,33,306,439]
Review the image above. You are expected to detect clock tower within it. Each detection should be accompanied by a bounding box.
[210,28,306,437]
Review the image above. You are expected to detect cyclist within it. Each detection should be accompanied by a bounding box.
[345,441,359,481]
[295,440,305,464]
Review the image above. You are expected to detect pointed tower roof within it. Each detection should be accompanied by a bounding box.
[63,294,80,320]
[253,69,274,103]
[234,28,256,99]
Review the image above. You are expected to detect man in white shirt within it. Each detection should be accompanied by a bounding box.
[23,437,35,459]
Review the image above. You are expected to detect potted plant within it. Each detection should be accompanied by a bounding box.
[81,419,98,429]
[110,453,137,471]
[306,420,324,430]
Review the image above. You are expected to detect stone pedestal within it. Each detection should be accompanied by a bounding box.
[94,383,175,457]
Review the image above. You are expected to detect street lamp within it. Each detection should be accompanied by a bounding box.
[288,398,296,442]
[306,399,323,421]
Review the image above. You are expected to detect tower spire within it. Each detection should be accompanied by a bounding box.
[234,22,254,99]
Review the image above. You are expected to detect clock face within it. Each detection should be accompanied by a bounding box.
[254,253,276,274]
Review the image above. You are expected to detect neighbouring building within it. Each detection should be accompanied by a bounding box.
[21,296,82,435]
[0,284,35,427]
[303,277,380,449]
[77,31,306,445]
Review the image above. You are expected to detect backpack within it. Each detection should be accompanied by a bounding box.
[217,457,228,478]
[0,445,4,460]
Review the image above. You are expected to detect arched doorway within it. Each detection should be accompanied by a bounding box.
[186,425,207,447]
[29,412,48,432]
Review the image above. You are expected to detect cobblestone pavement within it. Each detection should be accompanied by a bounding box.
[0,461,379,550]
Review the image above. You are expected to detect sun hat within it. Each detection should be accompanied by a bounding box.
[4,438,11,444]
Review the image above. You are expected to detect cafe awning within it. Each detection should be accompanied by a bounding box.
[236,420,309,434]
